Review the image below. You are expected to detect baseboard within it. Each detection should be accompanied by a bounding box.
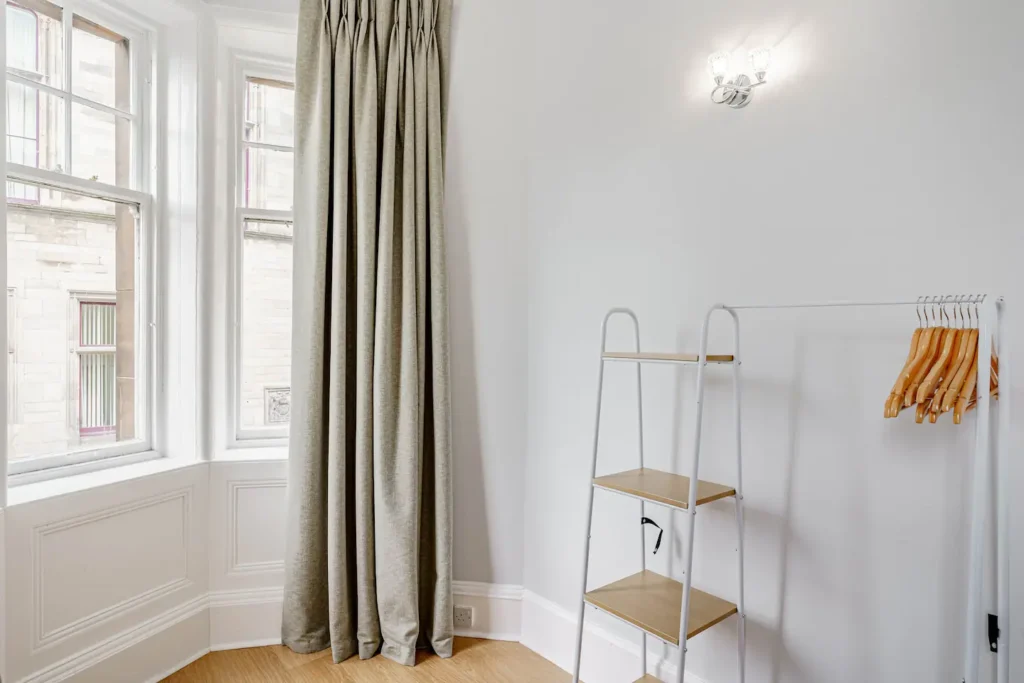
[208,582,524,650]
[209,587,284,651]
[519,589,708,683]
[142,647,210,683]
[13,582,525,683]
[15,594,209,683]
[452,580,523,641]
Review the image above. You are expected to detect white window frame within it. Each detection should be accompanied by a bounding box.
[4,0,156,478]
[227,52,294,447]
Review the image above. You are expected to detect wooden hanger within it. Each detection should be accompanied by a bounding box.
[886,327,923,417]
[902,299,945,409]
[939,297,980,413]
[931,298,974,420]
[886,298,932,418]
[953,352,979,424]
[916,300,959,404]
[906,321,947,407]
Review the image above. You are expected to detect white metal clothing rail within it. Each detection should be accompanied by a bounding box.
[572,295,1008,683]
[721,295,1009,683]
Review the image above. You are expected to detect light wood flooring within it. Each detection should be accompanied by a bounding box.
[162,638,570,682]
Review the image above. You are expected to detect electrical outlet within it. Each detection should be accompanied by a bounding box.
[453,605,474,629]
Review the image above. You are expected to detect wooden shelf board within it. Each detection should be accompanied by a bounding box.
[585,570,737,646]
[634,676,664,683]
[603,351,735,364]
[593,468,735,510]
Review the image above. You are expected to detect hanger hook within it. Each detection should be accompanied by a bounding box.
[941,295,950,326]
[954,294,962,329]
[916,295,923,327]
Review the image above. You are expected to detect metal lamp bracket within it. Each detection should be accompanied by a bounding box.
[710,74,764,109]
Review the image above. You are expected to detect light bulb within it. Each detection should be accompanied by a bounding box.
[707,51,730,85]
[750,47,771,81]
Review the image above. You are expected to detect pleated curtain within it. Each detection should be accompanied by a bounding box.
[282,0,453,666]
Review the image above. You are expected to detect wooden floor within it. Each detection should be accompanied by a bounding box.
[162,638,570,682]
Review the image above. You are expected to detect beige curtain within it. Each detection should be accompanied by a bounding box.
[282,0,453,666]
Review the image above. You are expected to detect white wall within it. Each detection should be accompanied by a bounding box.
[445,0,530,586]
[523,0,1022,682]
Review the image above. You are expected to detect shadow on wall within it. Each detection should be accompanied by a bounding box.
[444,80,494,585]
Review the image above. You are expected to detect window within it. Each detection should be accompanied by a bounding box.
[6,3,39,201]
[5,0,151,475]
[234,70,294,441]
[243,76,294,210]
[75,297,116,438]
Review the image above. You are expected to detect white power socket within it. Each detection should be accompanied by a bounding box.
[453,605,474,629]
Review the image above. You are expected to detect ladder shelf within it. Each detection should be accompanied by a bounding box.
[584,570,738,646]
[603,351,735,364]
[594,468,736,510]
[572,307,746,683]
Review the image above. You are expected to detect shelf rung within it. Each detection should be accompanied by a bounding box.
[634,676,663,683]
[584,570,737,646]
[603,351,735,364]
[593,468,735,510]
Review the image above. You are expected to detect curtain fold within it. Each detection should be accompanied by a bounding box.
[283,0,453,666]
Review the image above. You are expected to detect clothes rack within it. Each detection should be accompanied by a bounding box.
[571,295,1009,683]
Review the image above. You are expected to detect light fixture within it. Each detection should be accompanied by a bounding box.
[707,51,731,85]
[707,47,771,109]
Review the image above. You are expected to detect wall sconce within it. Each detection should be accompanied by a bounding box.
[708,47,771,109]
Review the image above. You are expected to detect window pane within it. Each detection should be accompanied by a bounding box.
[5,80,65,176]
[72,14,131,111]
[6,182,139,460]
[244,78,294,147]
[71,101,132,186]
[6,0,64,89]
[240,220,292,430]
[80,301,115,346]
[79,351,115,435]
[243,147,293,210]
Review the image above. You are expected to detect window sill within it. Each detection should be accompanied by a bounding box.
[6,453,202,507]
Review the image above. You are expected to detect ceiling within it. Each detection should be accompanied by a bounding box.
[203,0,297,12]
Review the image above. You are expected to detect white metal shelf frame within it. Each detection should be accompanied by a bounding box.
[572,307,747,683]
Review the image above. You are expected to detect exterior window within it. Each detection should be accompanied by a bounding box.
[6,3,40,201]
[5,0,150,474]
[235,73,294,440]
[243,76,294,211]
[77,300,116,438]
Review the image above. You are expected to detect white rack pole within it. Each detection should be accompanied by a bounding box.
[965,297,993,683]
[676,304,722,683]
[725,307,747,683]
[728,300,923,310]
[995,300,1010,683]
